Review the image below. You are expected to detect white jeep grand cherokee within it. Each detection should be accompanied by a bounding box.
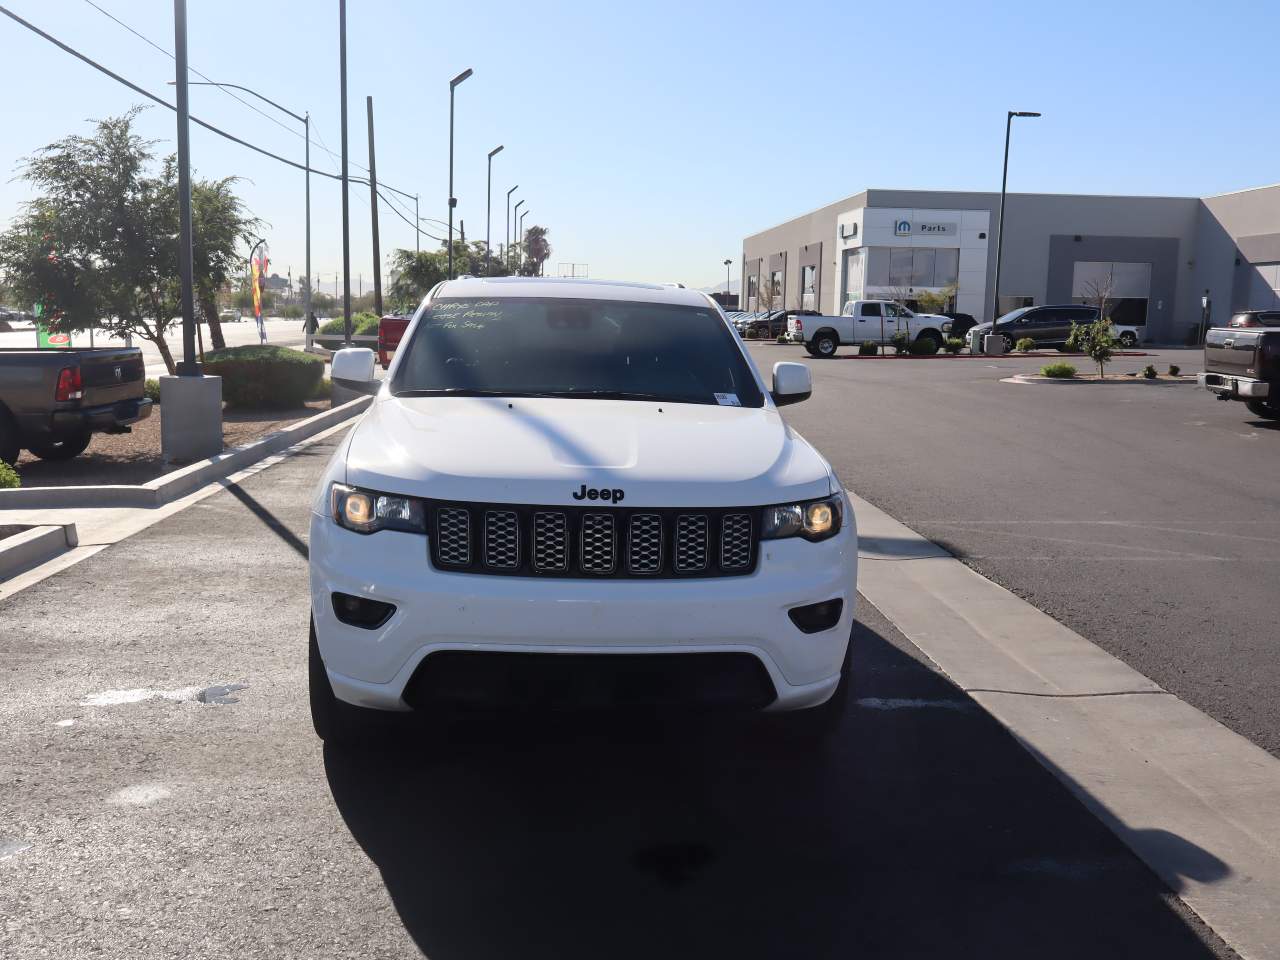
[308,278,857,743]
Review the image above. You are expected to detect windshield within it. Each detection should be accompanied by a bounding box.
[993,307,1032,326]
[390,296,765,407]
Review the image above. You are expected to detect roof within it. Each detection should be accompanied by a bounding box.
[434,276,713,307]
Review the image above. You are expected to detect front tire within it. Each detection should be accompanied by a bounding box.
[812,332,839,358]
[1119,332,1138,348]
[0,409,19,465]
[1246,400,1280,420]
[26,429,92,461]
[309,617,387,747]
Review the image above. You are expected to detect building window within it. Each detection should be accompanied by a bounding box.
[997,295,1035,317]
[841,249,863,310]
[1071,261,1151,326]
[770,270,783,298]
[866,246,961,289]
[746,273,759,310]
[800,265,817,311]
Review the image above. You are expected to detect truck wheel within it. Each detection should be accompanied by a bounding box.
[26,429,92,462]
[1118,331,1138,348]
[0,409,19,465]
[309,617,387,748]
[915,331,942,351]
[813,332,839,357]
[1246,400,1280,420]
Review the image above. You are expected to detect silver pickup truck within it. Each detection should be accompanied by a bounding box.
[0,347,152,464]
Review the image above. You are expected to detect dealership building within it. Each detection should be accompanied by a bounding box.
[741,183,1280,342]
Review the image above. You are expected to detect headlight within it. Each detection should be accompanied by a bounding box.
[331,483,426,534]
[942,321,952,333]
[761,495,843,543]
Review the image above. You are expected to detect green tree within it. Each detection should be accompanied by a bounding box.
[1067,318,1117,377]
[0,109,256,372]
[387,249,447,310]
[520,225,552,276]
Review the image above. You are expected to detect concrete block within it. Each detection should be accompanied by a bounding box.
[160,375,223,464]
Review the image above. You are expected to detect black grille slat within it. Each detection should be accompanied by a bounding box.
[426,502,757,579]
[580,514,616,574]
[720,514,753,570]
[533,512,568,572]
[628,514,663,574]
[674,515,709,572]
[484,510,519,569]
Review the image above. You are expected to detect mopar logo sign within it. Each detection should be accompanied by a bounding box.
[894,220,957,237]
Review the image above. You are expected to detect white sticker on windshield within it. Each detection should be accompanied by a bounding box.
[714,393,742,406]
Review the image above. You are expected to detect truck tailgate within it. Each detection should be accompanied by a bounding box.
[79,349,145,406]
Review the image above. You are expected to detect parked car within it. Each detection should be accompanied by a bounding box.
[218,310,243,324]
[743,309,819,341]
[376,313,412,369]
[941,311,977,341]
[967,304,1101,352]
[310,277,856,745]
[1198,324,1280,420]
[1228,309,1280,328]
[789,300,949,357]
[0,345,152,464]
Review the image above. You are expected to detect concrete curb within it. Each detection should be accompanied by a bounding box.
[0,523,78,583]
[1002,373,1198,386]
[851,490,1280,959]
[0,396,371,511]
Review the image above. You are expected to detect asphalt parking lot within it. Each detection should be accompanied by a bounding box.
[0,431,1236,958]
[748,342,1280,758]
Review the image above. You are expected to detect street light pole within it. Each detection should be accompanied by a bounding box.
[505,185,519,272]
[366,96,383,316]
[512,199,524,267]
[723,258,732,307]
[339,0,352,346]
[518,209,529,272]
[172,0,197,376]
[447,68,473,280]
[989,109,1041,352]
[486,145,504,276]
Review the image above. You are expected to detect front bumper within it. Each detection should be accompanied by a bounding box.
[309,505,857,713]
[1198,372,1269,399]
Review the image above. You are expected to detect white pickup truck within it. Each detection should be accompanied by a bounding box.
[788,300,950,358]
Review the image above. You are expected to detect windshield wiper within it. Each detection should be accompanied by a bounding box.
[538,389,672,402]
[393,388,557,398]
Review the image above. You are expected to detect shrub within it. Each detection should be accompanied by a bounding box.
[1066,319,1117,377]
[890,330,910,355]
[311,377,332,401]
[0,460,19,489]
[1041,362,1076,379]
[1168,364,1181,377]
[1015,337,1036,352]
[1142,364,1158,379]
[317,311,380,336]
[944,337,965,354]
[144,378,161,405]
[202,344,324,409]
[278,304,303,319]
[776,334,787,344]
[909,337,940,355]
[858,340,879,356]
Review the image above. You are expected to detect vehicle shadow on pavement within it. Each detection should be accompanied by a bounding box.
[323,610,1234,960]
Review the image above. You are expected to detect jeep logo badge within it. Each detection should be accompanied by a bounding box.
[572,484,624,503]
[113,366,122,381]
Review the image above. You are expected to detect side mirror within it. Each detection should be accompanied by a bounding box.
[331,347,381,395]
[771,361,812,407]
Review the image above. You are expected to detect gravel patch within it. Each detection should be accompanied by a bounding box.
[13,401,328,487]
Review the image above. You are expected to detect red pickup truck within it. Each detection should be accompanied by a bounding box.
[376,314,411,370]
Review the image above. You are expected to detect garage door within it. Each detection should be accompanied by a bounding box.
[1071,261,1151,326]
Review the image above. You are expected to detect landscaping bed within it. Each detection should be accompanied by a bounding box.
[13,402,329,488]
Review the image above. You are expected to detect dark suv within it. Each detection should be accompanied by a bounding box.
[743,309,819,340]
[969,304,1100,351]
[1228,310,1280,328]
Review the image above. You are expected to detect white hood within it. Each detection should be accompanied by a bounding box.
[344,395,833,508]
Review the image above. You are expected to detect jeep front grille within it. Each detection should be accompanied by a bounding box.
[424,502,758,579]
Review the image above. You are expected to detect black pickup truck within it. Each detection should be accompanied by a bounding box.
[0,347,152,464]
[1198,325,1280,420]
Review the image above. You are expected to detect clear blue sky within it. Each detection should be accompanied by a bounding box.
[1,0,1277,293]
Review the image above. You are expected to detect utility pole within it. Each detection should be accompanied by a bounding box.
[414,194,420,254]
[173,0,197,376]
[366,96,383,316]
[339,0,352,346]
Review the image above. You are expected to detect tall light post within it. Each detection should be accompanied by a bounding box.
[723,258,732,307]
[512,198,525,265]
[485,145,504,275]
[339,0,352,345]
[177,81,309,344]
[989,110,1041,353]
[172,0,197,376]
[447,67,473,280]
[505,185,519,271]
[518,209,529,272]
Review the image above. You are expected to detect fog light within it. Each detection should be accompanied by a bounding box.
[332,592,396,630]
[788,598,844,634]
